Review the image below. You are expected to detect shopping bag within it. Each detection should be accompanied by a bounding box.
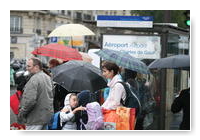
[116,107,130,130]
[102,109,119,130]
[102,107,136,130]
[10,90,22,115]
[129,108,136,130]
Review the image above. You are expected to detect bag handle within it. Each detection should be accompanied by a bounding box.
[79,110,86,130]
[126,83,142,115]
[16,91,22,100]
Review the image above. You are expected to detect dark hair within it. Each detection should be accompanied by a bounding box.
[49,59,60,68]
[102,61,119,76]
[124,69,137,81]
[42,68,51,77]
[30,57,43,70]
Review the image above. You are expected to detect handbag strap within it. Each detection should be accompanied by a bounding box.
[16,91,22,100]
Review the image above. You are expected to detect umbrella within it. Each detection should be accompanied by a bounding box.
[51,60,107,92]
[148,55,190,70]
[31,43,82,61]
[95,49,150,74]
[79,52,93,63]
[48,24,95,48]
[48,24,95,37]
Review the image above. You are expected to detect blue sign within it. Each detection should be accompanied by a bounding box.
[97,15,153,21]
[96,15,153,28]
[50,37,58,43]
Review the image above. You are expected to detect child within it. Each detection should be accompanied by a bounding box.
[60,93,85,130]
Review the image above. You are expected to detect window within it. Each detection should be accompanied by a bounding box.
[61,10,65,15]
[68,11,71,16]
[36,29,41,35]
[93,16,95,21]
[76,12,82,20]
[10,16,22,34]
[167,34,179,55]
[10,36,17,44]
[36,18,41,30]
[167,34,189,55]
[10,52,14,59]
[84,14,91,20]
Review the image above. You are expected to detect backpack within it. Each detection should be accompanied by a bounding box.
[76,90,92,130]
[76,90,101,130]
[118,82,141,116]
[80,102,104,130]
[47,111,63,130]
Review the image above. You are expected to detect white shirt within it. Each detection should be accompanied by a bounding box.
[102,75,126,110]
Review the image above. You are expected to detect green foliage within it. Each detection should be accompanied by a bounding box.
[131,10,188,29]
[171,10,188,28]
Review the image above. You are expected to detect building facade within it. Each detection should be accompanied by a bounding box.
[10,10,132,59]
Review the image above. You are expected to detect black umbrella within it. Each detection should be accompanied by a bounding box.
[148,55,190,70]
[51,60,107,92]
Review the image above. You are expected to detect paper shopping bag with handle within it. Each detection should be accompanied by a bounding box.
[102,109,119,130]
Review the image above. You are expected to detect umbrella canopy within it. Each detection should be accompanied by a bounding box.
[95,49,150,74]
[148,55,190,70]
[31,43,82,61]
[51,60,107,92]
[79,52,93,63]
[48,24,95,37]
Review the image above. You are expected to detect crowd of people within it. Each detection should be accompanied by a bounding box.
[10,57,190,130]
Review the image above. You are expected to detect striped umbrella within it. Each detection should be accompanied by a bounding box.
[31,43,82,61]
[95,49,150,74]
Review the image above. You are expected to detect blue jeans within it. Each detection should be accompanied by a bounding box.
[26,124,47,130]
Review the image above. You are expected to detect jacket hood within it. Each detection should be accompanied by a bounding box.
[77,90,91,107]
[64,93,72,107]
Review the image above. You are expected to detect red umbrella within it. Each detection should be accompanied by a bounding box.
[31,43,82,61]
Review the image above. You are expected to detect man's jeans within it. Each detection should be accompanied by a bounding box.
[26,124,47,130]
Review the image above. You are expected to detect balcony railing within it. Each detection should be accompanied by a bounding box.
[10,27,23,34]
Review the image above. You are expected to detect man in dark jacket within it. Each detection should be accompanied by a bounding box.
[18,57,54,130]
[171,88,190,130]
